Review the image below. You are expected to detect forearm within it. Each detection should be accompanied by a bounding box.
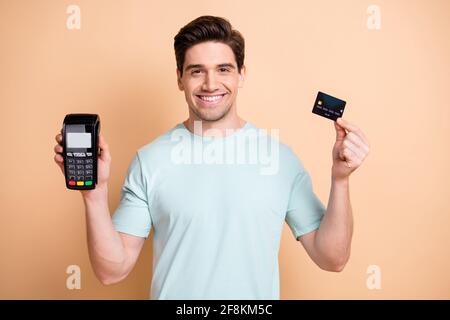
[314,176,353,269]
[82,186,128,283]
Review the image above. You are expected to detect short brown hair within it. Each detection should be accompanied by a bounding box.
[174,16,245,77]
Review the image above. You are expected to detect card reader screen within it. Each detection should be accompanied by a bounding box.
[67,132,91,148]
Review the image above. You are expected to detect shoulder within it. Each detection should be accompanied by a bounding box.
[247,122,306,175]
[136,123,184,160]
[121,124,185,176]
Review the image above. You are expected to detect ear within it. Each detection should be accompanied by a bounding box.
[238,65,246,88]
[176,68,184,91]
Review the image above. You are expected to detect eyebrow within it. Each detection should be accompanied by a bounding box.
[184,63,236,71]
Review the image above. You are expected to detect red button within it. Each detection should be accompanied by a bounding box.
[69,180,76,186]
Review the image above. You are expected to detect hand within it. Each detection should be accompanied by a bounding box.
[332,118,370,181]
[53,130,112,196]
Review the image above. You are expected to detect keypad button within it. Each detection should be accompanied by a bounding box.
[85,159,93,164]
[76,159,85,164]
[85,176,93,181]
[86,152,92,157]
[68,170,76,175]
[85,181,93,186]
[67,159,75,164]
[76,176,84,181]
[69,176,76,181]
[85,164,93,169]
[68,165,75,170]
[69,180,76,186]
[85,170,93,175]
[76,165,84,170]
[76,181,84,186]
[73,152,86,157]
[67,152,73,157]
[76,170,84,175]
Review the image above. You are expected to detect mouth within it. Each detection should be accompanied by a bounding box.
[195,93,227,107]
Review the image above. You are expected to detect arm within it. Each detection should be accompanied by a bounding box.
[54,132,145,285]
[299,178,352,272]
[299,118,369,272]
[83,186,145,285]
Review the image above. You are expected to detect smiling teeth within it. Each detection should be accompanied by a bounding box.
[199,95,224,102]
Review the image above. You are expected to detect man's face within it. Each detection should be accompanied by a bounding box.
[177,41,245,122]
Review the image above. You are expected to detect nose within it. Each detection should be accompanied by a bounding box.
[202,71,219,92]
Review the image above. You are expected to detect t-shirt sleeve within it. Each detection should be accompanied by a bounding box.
[111,152,152,239]
[285,169,326,240]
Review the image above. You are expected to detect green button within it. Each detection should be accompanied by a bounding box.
[85,181,93,186]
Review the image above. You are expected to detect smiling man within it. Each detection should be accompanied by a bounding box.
[54,15,369,300]
[181,42,239,122]
[175,24,246,134]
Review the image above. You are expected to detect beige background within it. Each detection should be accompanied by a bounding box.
[0,0,449,299]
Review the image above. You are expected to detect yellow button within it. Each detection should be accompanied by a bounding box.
[77,181,84,186]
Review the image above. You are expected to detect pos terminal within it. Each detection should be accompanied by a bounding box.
[62,114,100,190]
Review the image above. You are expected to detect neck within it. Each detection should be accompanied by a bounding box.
[183,108,246,137]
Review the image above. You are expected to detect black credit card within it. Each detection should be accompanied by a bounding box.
[312,91,346,121]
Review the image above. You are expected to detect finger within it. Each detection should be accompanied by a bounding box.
[336,117,357,131]
[334,120,346,141]
[98,134,111,162]
[343,139,365,161]
[342,148,354,167]
[339,147,351,166]
[337,118,370,146]
[54,144,63,154]
[55,133,62,145]
[54,153,64,163]
[342,147,360,168]
[345,132,370,154]
[54,154,65,173]
[352,128,370,148]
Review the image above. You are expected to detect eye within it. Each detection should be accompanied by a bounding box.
[191,69,202,75]
[219,68,230,72]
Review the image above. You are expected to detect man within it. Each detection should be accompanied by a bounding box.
[53,15,370,299]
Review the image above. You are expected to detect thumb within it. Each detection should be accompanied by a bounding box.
[334,119,346,141]
[98,134,111,162]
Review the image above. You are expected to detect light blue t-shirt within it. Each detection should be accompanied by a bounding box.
[111,121,326,299]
